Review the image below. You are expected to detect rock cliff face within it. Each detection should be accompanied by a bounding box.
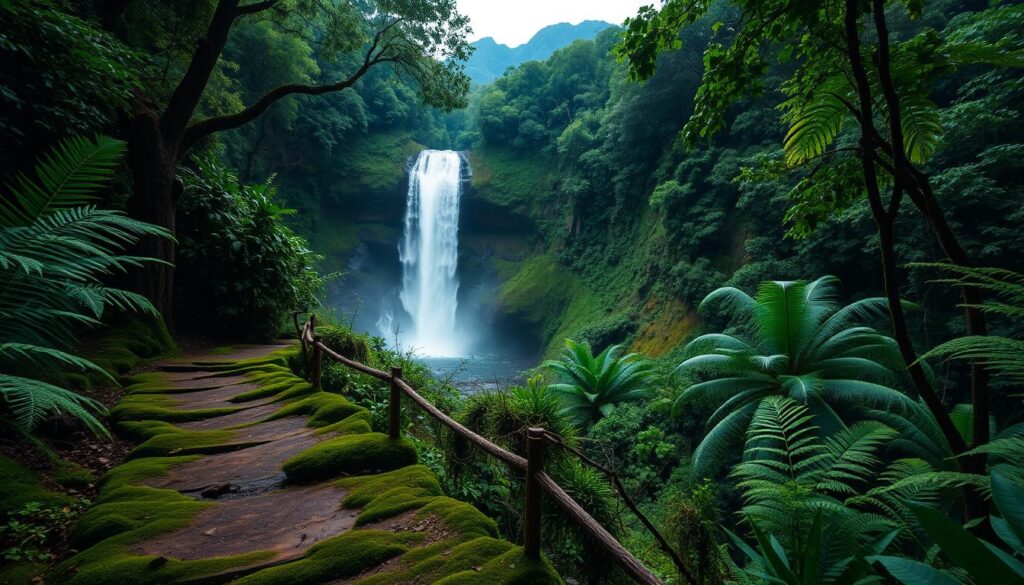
[302,142,541,356]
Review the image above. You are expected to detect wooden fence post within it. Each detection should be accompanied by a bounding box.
[310,314,322,392]
[389,366,403,439]
[524,427,545,559]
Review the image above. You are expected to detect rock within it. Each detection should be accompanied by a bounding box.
[200,482,239,499]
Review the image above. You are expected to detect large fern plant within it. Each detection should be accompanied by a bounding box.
[0,135,170,435]
[726,397,904,585]
[675,276,947,479]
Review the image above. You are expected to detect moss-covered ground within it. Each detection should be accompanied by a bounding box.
[57,343,561,585]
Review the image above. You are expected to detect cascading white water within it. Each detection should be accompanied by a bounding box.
[391,150,463,356]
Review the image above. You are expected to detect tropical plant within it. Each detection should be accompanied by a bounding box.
[725,397,909,584]
[675,276,939,478]
[732,397,900,534]
[915,264,1024,385]
[872,469,1024,584]
[727,509,900,585]
[0,135,170,435]
[543,339,654,428]
[176,158,333,341]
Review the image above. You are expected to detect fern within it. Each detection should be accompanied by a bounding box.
[0,135,170,435]
[912,263,1024,385]
[0,135,126,227]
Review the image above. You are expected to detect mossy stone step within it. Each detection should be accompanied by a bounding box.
[61,343,562,585]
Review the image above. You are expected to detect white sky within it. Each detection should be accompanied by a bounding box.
[456,0,652,47]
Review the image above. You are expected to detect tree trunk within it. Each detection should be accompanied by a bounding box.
[125,0,241,324]
[868,0,990,450]
[902,173,990,448]
[127,99,179,324]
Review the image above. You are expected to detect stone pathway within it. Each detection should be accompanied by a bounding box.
[61,343,560,585]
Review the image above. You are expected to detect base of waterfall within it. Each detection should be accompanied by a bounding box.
[418,353,536,394]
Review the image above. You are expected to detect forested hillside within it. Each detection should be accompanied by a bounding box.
[466,20,612,83]
[2,0,1024,584]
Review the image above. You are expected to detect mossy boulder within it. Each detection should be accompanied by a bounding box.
[316,410,373,435]
[282,433,417,482]
[339,465,444,525]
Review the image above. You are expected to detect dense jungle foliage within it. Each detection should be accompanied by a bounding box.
[1,0,1024,584]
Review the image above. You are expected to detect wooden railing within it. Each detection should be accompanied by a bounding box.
[298,314,667,585]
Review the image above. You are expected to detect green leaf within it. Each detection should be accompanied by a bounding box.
[870,555,963,585]
[908,503,1021,584]
[990,469,1024,551]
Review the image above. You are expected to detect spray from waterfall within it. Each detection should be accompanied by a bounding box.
[380,150,463,356]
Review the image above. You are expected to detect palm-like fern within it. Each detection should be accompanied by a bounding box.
[675,276,939,479]
[542,339,653,428]
[0,135,170,435]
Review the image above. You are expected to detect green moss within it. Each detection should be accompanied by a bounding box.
[357,536,559,585]
[469,147,555,213]
[337,465,443,525]
[416,498,498,540]
[129,427,251,458]
[98,455,201,492]
[496,255,583,346]
[233,530,417,585]
[316,410,373,435]
[283,433,417,482]
[70,486,209,549]
[0,561,46,585]
[435,546,563,585]
[0,455,70,512]
[62,547,271,585]
[53,462,95,490]
[69,314,176,389]
[267,393,363,427]
[111,394,239,423]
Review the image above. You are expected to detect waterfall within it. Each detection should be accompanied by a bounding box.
[389,149,463,356]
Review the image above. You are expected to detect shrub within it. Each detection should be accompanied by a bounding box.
[176,158,333,341]
[318,325,371,363]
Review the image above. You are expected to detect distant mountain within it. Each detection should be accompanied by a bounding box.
[465,20,613,84]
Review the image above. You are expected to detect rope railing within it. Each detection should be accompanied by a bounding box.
[298,315,669,585]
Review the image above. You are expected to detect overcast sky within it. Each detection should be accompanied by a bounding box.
[456,0,652,47]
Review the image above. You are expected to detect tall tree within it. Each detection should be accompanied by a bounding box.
[618,0,1024,518]
[108,0,471,321]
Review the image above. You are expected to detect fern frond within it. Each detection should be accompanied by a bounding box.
[920,336,1024,384]
[0,135,126,227]
[0,374,108,436]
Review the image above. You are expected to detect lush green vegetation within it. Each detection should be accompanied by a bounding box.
[2,0,1024,584]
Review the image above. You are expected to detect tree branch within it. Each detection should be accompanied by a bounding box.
[179,45,393,155]
[234,0,280,17]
